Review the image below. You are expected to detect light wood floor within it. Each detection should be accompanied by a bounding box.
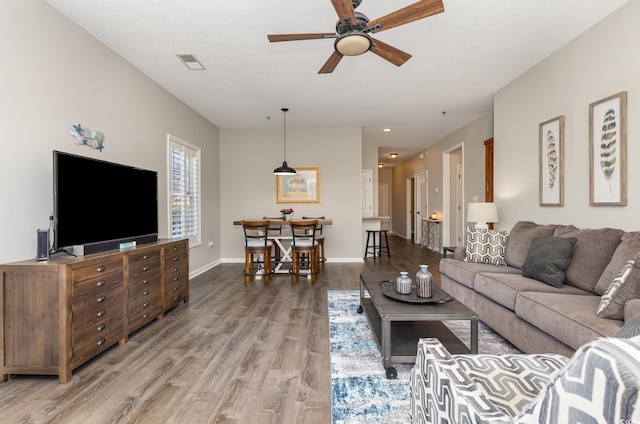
[0,236,443,424]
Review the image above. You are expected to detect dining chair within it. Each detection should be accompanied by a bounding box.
[302,216,326,269]
[241,220,273,285]
[289,219,320,285]
[263,216,283,262]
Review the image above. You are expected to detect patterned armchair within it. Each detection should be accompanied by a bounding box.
[410,336,640,423]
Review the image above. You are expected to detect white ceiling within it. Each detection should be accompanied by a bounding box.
[46,0,630,166]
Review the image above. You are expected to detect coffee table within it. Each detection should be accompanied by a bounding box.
[358,272,478,379]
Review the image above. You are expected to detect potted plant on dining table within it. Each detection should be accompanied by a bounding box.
[280,208,294,221]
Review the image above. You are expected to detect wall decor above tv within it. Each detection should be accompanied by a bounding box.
[53,150,158,255]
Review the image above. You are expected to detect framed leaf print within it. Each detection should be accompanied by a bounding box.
[589,92,627,206]
[539,116,564,206]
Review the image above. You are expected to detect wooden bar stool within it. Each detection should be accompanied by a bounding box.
[242,220,273,285]
[302,215,326,269]
[364,229,391,259]
[290,220,320,285]
[263,216,283,262]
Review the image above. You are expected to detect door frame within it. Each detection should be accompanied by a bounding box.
[414,171,428,245]
[442,143,464,247]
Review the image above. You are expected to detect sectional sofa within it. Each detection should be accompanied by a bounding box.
[440,221,640,356]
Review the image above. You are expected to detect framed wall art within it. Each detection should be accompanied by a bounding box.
[589,91,627,206]
[539,115,564,206]
[276,166,320,203]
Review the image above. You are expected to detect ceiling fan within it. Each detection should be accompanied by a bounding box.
[267,0,444,74]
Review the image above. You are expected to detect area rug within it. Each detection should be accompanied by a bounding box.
[328,290,521,424]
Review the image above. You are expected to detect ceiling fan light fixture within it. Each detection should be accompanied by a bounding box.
[335,33,372,56]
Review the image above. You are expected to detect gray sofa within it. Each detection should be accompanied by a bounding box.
[440,221,640,356]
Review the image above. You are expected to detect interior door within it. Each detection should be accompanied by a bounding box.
[378,183,390,230]
[361,169,373,218]
[415,171,428,244]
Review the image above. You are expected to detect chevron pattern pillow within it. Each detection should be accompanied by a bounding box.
[597,253,640,320]
[464,227,508,266]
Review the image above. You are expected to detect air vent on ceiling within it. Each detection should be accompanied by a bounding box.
[176,54,205,70]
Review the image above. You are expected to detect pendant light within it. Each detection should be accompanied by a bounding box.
[273,107,297,175]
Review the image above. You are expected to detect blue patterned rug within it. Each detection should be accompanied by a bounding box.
[328,290,521,424]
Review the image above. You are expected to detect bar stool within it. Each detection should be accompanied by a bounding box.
[290,220,320,285]
[364,229,391,259]
[302,216,326,269]
[242,220,273,285]
[263,216,283,262]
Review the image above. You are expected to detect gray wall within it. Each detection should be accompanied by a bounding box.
[494,0,639,232]
[219,127,363,261]
[0,0,221,274]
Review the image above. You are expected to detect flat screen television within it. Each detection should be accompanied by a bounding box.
[53,150,158,255]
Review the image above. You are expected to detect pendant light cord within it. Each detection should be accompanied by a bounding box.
[282,107,288,161]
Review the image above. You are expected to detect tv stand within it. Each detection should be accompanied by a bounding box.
[0,238,188,383]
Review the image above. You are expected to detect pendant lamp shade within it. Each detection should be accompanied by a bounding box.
[273,108,297,175]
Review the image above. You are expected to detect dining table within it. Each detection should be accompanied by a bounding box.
[234,218,332,278]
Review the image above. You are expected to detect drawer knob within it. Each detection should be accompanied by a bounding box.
[96,310,106,317]
[97,338,106,346]
[96,296,106,303]
[174,296,179,300]
[174,257,180,262]
[174,286,180,291]
[97,324,106,332]
[143,266,150,272]
[143,313,150,319]
[174,267,179,272]
[143,290,150,296]
[173,247,178,251]
[174,277,180,282]
[143,279,150,284]
[143,302,150,307]
[143,255,150,260]
[96,266,106,272]
[96,280,105,287]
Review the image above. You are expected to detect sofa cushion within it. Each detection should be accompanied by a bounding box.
[625,299,640,321]
[504,221,558,269]
[475,272,591,312]
[515,292,623,350]
[597,254,640,320]
[439,259,520,290]
[595,232,640,295]
[464,227,508,266]
[553,225,624,292]
[616,314,640,338]
[522,236,577,288]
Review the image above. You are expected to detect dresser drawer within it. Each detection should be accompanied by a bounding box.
[128,299,162,332]
[129,281,161,306]
[129,271,161,295]
[73,296,123,330]
[72,285,124,316]
[72,326,123,366]
[164,241,188,264]
[72,259,123,300]
[129,251,161,277]
[72,305,124,346]
[164,282,188,309]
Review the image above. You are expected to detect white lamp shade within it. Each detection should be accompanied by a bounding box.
[466,202,498,229]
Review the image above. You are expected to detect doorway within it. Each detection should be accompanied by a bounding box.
[406,177,415,241]
[442,144,464,247]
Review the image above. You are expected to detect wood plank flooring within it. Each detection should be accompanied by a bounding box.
[0,237,443,424]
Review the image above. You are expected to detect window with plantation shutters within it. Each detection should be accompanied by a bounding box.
[168,135,201,247]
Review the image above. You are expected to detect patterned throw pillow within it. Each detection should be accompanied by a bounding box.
[597,253,640,320]
[464,227,508,266]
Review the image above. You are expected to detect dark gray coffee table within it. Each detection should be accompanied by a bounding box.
[358,272,478,379]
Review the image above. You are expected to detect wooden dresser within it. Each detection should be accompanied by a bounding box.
[0,238,188,383]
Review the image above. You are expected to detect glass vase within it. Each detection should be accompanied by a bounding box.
[416,265,433,298]
[396,271,412,295]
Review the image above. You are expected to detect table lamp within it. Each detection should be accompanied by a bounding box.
[466,202,498,230]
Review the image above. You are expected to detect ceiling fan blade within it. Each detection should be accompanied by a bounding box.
[369,38,412,67]
[319,51,344,74]
[367,0,444,33]
[268,33,336,42]
[330,0,357,27]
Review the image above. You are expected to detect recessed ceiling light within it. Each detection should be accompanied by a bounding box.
[176,54,206,70]
[383,128,392,132]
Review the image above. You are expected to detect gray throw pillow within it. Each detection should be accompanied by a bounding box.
[616,314,640,338]
[522,236,577,288]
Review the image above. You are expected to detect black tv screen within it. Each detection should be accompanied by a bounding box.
[53,150,158,254]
